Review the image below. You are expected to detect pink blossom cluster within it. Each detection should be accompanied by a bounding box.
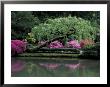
[66,40,81,49]
[11,40,27,56]
[49,40,64,48]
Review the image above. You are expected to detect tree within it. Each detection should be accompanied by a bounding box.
[11,11,39,39]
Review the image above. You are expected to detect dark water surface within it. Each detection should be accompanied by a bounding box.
[11,58,100,77]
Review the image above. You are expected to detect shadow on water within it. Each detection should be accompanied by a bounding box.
[11,57,100,77]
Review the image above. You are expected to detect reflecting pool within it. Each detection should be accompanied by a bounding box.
[11,58,100,77]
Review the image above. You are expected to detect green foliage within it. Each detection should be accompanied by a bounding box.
[32,16,99,42]
[11,11,39,39]
[82,42,100,52]
[26,33,36,44]
[82,45,95,50]
[32,11,100,25]
[11,11,100,42]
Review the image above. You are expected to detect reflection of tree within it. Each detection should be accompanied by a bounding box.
[78,60,100,76]
[79,60,99,67]
[26,62,56,76]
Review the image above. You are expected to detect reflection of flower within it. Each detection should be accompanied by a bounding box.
[65,63,80,70]
[49,40,63,48]
[66,40,81,49]
[11,60,25,73]
[39,63,60,70]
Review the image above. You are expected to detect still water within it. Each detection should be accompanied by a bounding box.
[11,58,100,77]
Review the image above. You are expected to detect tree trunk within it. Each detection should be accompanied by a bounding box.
[28,31,75,51]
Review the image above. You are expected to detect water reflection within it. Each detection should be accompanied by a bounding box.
[11,60,25,73]
[11,58,100,77]
[65,63,80,70]
[39,63,61,70]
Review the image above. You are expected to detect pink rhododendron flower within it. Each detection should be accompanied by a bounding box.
[12,40,26,51]
[66,40,81,49]
[49,40,63,48]
[11,42,18,56]
[11,40,27,56]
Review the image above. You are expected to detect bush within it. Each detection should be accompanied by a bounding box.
[79,43,100,58]
[65,40,81,49]
[11,11,39,39]
[81,42,99,51]
[26,33,36,44]
[11,40,27,56]
[80,38,95,48]
[49,40,64,48]
[32,16,99,43]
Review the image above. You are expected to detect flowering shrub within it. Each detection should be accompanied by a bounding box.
[65,40,81,49]
[11,40,27,56]
[49,40,63,48]
[80,38,95,48]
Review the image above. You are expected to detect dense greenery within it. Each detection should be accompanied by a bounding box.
[11,11,100,78]
[11,11,39,39]
[32,11,100,25]
[32,16,99,42]
[11,11,100,57]
[11,11,100,41]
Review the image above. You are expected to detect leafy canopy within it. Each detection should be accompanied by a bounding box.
[32,16,99,42]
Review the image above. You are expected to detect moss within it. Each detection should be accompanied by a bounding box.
[17,53,80,58]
